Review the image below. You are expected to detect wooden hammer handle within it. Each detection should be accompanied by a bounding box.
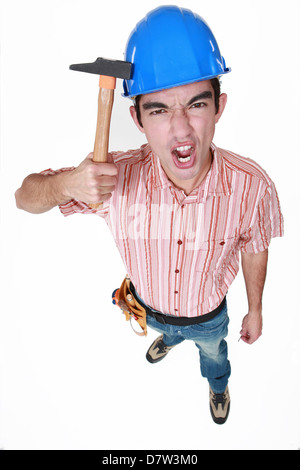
[93,87,114,163]
[90,76,116,209]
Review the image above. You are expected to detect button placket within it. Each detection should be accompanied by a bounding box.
[173,204,185,314]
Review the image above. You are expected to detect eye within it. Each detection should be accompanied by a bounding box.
[150,109,167,116]
[190,102,207,109]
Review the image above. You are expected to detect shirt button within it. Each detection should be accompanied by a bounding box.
[175,269,180,274]
[177,240,183,245]
[174,291,178,294]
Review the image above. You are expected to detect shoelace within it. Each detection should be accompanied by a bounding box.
[212,392,226,409]
[156,343,168,354]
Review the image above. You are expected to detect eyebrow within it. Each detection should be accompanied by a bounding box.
[187,91,213,106]
[142,101,168,111]
[142,91,213,111]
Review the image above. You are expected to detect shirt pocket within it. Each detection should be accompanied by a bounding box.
[195,237,237,276]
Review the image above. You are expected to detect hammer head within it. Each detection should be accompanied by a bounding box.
[70,57,132,80]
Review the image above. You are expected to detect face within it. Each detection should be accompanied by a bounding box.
[130,80,227,194]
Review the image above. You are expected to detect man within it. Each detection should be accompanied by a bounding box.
[15,6,283,425]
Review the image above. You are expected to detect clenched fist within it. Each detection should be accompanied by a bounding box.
[64,153,118,205]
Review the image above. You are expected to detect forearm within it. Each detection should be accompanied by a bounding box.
[240,249,268,344]
[15,171,72,214]
[241,249,268,314]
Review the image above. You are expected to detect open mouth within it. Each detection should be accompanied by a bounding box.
[172,144,195,167]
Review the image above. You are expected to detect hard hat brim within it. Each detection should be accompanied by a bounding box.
[123,68,231,99]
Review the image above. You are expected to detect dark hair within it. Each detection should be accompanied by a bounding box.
[134,77,221,128]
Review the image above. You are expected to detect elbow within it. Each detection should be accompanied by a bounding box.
[15,186,37,213]
[15,188,24,210]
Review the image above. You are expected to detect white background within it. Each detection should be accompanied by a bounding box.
[0,0,299,450]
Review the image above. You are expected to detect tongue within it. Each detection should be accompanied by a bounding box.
[175,149,192,159]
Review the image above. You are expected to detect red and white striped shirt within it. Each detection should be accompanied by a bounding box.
[43,143,283,317]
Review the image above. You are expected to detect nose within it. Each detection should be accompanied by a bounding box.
[170,108,193,138]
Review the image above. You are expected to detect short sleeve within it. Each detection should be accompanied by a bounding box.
[58,198,109,218]
[238,181,284,253]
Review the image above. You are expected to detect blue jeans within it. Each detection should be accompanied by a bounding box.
[146,301,231,394]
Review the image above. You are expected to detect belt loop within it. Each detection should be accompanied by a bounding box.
[154,312,166,325]
[151,312,160,324]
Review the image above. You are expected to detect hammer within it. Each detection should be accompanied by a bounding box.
[70,57,132,208]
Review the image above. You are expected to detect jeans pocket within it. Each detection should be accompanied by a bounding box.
[190,311,229,340]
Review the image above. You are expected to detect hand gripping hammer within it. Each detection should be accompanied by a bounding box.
[70,57,132,208]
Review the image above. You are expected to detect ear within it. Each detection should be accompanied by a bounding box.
[130,106,145,134]
[215,93,227,124]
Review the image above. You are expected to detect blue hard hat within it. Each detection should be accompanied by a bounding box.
[123,5,231,98]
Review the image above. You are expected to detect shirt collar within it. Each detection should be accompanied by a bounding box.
[150,142,232,203]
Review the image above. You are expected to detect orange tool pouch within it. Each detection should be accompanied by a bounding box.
[112,275,147,336]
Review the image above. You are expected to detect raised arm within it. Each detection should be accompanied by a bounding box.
[15,153,118,214]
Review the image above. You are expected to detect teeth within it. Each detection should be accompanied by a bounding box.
[173,145,193,163]
[178,156,191,163]
[175,145,192,152]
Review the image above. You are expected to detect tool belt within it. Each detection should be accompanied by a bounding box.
[112,275,147,336]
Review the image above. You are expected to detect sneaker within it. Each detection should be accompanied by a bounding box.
[209,386,230,425]
[146,335,175,364]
